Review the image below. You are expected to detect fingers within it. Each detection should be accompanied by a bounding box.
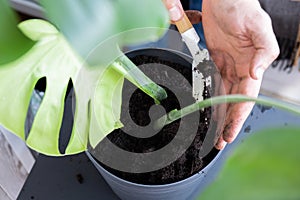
[248,10,280,80]
[222,78,262,144]
[222,102,254,143]
[213,70,231,150]
[163,0,202,25]
[210,64,227,150]
[185,10,202,24]
[215,134,226,150]
[162,0,184,22]
[214,97,227,150]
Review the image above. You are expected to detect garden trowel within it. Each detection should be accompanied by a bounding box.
[174,13,211,102]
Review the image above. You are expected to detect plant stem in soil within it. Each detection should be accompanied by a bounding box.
[111,54,167,104]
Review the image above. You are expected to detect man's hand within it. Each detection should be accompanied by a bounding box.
[202,0,279,149]
[163,0,279,150]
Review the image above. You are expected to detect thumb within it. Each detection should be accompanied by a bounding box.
[185,10,202,24]
[162,0,184,22]
[250,49,271,80]
[249,11,280,80]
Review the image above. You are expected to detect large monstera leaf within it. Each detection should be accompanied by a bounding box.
[0,0,169,156]
[40,0,169,65]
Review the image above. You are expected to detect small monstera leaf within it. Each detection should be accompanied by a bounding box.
[199,127,300,200]
[0,0,34,64]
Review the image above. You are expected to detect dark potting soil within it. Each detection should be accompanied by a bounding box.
[95,51,219,185]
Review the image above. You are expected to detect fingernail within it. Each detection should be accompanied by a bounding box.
[255,67,264,80]
[169,5,182,21]
[215,140,227,150]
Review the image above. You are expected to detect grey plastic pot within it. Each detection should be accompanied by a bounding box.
[86,48,224,200]
[87,151,222,200]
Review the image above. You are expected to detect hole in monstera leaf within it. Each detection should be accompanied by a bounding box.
[25,78,75,154]
[58,79,75,154]
[25,77,46,138]
[34,77,47,92]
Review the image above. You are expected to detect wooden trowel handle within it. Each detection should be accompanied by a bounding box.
[162,0,193,33]
[175,12,193,33]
